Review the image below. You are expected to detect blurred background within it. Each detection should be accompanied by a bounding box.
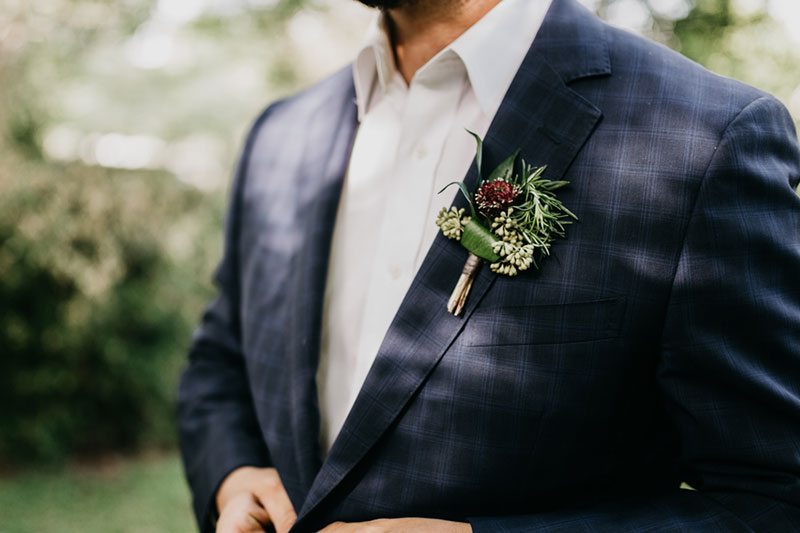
[1,0,798,530]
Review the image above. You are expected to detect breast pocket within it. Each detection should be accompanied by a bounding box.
[460,296,627,347]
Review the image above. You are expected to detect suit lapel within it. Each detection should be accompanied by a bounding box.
[294,0,611,524]
[284,74,359,497]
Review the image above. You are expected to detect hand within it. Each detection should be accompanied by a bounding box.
[215,466,297,533]
[320,518,472,533]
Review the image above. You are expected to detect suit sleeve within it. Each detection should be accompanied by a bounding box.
[469,96,800,532]
[177,108,275,533]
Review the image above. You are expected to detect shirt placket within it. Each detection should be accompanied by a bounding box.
[351,60,466,398]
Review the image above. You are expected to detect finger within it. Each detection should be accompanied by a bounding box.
[245,499,271,528]
[216,494,270,533]
[260,493,296,533]
[255,477,297,533]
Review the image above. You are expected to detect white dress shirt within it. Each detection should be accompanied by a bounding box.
[317,0,553,455]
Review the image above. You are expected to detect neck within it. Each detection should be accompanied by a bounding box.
[386,0,501,84]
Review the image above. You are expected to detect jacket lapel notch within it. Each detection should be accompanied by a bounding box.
[536,0,612,83]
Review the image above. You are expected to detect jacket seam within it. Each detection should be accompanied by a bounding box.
[657,95,770,344]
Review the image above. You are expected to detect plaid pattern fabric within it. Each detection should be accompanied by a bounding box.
[177,0,800,531]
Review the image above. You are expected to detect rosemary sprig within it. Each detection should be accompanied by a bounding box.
[507,161,577,259]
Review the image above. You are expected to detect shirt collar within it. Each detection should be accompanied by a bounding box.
[353,15,395,121]
[352,0,553,121]
[450,0,553,115]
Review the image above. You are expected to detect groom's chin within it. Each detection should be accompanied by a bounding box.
[355,0,414,8]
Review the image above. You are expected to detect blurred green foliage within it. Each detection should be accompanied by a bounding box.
[672,0,800,117]
[0,0,311,465]
[0,151,218,462]
[0,0,798,465]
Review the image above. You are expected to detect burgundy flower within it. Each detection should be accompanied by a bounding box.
[475,179,521,218]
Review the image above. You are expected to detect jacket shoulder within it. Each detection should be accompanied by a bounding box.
[250,65,354,141]
[600,22,772,126]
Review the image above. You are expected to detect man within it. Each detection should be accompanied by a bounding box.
[177,0,800,531]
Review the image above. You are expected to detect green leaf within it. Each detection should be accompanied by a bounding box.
[438,181,476,218]
[465,129,483,181]
[486,148,520,184]
[460,219,500,262]
[538,180,570,191]
[521,165,548,188]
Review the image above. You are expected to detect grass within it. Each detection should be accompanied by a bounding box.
[0,451,196,533]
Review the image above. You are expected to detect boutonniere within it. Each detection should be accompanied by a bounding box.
[435,132,577,315]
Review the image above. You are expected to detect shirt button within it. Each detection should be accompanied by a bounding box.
[415,145,428,159]
[389,265,402,280]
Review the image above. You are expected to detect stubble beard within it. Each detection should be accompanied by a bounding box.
[356,0,417,8]
[354,0,467,18]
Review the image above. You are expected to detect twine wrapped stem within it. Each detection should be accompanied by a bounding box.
[447,253,482,316]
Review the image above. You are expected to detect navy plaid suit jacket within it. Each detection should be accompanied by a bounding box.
[177,0,800,530]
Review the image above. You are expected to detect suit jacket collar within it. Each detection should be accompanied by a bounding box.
[289,0,611,527]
